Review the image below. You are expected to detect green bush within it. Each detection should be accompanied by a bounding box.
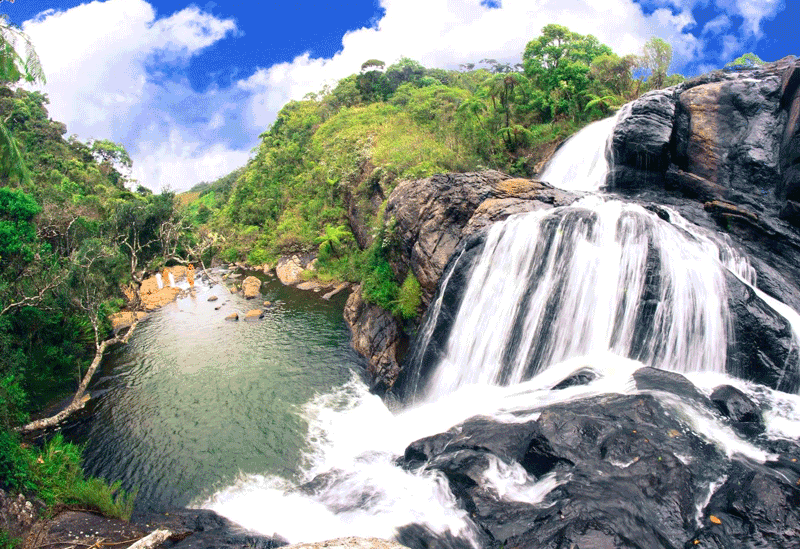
[0,427,32,492]
[395,271,422,319]
[29,434,136,520]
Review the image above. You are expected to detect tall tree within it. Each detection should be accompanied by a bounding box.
[639,37,672,90]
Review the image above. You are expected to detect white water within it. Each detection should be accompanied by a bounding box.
[156,273,164,289]
[421,197,733,400]
[202,114,800,545]
[538,112,620,192]
[168,272,176,287]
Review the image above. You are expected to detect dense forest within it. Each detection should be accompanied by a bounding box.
[0,12,765,542]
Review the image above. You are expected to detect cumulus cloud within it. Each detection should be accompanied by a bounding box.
[238,0,703,134]
[22,0,240,191]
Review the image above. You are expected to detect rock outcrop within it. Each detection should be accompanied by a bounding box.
[242,276,262,299]
[275,254,315,286]
[396,367,800,549]
[610,57,800,316]
[344,286,402,391]
[344,172,578,390]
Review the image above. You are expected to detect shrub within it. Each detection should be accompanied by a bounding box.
[0,427,32,492]
[395,271,422,319]
[29,434,136,520]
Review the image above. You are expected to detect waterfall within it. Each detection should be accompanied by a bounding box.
[538,111,620,192]
[414,197,734,400]
[156,273,164,289]
[168,272,176,287]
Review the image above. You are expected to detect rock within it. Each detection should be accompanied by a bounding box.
[0,490,44,542]
[141,287,181,311]
[263,301,272,307]
[245,309,263,321]
[779,199,800,227]
[282,538,406,549]
[297,281,325,292]
[276,254,314,286]
[322,282,350,300]
[242,276,262,299]
[611,88,679,173]
[109,311,147,334]
[343,286,401,392]
[710,384,765,436]
[215,305,222,310]
[552,368,597,390]
[726,270,800,392]
[779,59,800,203]
[207,295,219,302]
[225,312,238,321]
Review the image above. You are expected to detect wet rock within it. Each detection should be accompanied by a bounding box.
[245,309,264,321]
[710,384,765,436]
[611,88,679,174]
[399,391,727,549]
[207,295,219,302]
[242,275,262,299]
[726,270,800,392]
[225,312,238,321]
[343,285,401,391]
[552,368,597,390]
[141,287,181,311]
[633,366,711,405]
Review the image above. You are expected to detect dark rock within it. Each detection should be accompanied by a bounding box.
[611,88,679,173]
[725,270,800,392]
[779,199,800,227]
[343,285,402,391]
[552,368,598,390]
[710,384,765,436]
[399,391,731,549]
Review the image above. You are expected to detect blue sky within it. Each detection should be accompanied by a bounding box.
[1,0,797,191]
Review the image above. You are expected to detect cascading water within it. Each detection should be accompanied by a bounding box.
[194,113,800,547]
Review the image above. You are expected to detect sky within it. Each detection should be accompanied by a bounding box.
[1,0,798,192]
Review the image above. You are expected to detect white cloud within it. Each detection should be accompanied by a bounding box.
[22,0,239,191]
[702,14,731,35]
[131,126,251,192]
[238,0,702,133]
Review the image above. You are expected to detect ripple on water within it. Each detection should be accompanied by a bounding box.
[66,274,359,512]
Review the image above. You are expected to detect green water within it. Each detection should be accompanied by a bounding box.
[69,273,362,511]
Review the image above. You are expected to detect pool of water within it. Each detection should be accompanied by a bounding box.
[67,272,362,511]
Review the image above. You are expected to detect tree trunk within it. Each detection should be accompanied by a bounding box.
[128,529,172,549]
[17,321,139,434]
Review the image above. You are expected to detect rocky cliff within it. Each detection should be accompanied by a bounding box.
[344,171,577,390]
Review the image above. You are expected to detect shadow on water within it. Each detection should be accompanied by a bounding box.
[64,272,364,512]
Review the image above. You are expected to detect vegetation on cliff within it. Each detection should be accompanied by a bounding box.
[183,25,683,314]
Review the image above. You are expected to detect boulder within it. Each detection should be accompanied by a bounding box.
[109,311,147,334]
[296,281,326,292]
[276,254,314,286]
[207,295,219,302]
[282,538,406,549]
[225,312,238,321]
[343,285,401,392]
[244,309,263,321]
[242,276,262,299]
[710,384,765,436]
[611,88,678,173]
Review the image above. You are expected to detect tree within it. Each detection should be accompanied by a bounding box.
[725,53,765,70]
[523,24,613,121]
[639,37,672,90]
[0,12,45,183]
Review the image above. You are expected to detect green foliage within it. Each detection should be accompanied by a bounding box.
[396,271,421,319]
[0,187,40,269]
[725,53,766,70]
[0,427,31,492]
[30,434,136,520]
